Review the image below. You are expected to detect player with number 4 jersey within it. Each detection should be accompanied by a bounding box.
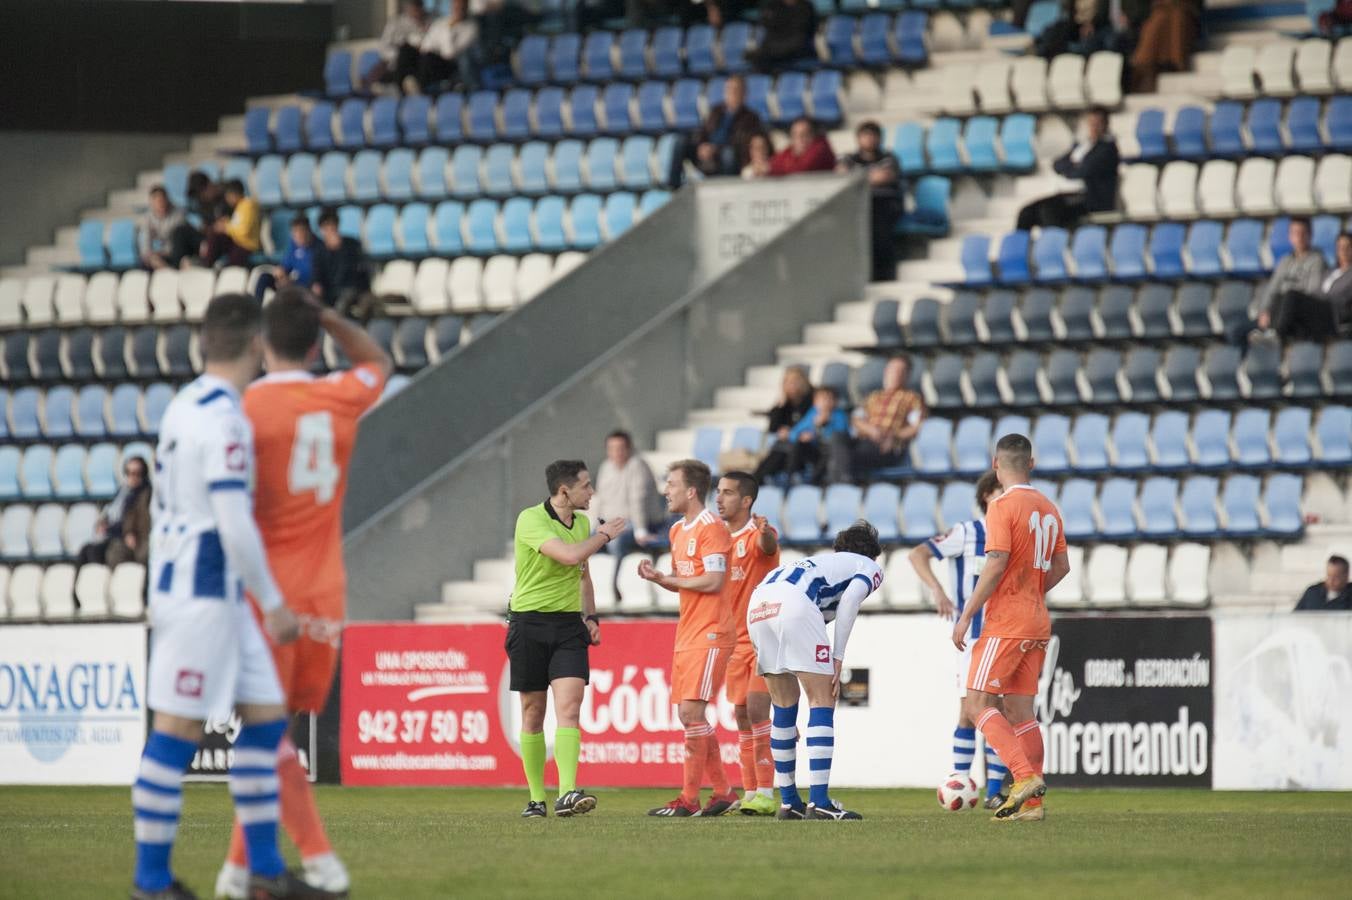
[216,288,392,900]
[952,434,1069,823]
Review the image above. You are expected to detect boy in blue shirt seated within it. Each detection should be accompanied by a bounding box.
[786,386,851,485]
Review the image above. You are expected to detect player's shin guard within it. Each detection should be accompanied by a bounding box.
[520,732,547,803]
[770,704,801,808]
[953,726,977,773]
[1013,720,1044,776]
[975,707,1033,780]
[738,730,757,794]
[985,744,1009,797]
[752,721,774,794]
[132,731,198,891]
[227,736,334,866]
[682,723,713,803]
[805,707,835,809]
[555,726,581,795]
[229,719,288,878]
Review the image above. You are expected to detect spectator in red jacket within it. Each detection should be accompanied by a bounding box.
[769,118,835,176]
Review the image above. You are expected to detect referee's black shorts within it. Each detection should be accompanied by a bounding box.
[505,611,591,693]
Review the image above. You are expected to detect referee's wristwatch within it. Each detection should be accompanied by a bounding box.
[584,614,600,626]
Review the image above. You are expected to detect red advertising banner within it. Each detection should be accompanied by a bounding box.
[339,621,744,787]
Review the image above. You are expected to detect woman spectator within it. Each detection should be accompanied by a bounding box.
[741,133,774,180]
[753,367,814,483]
[77,456,151,568]
[1129,0,1202,93]
[770,118,836,176]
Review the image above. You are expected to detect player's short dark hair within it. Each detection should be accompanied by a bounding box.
[668,459,712,499]
[995,433,1033,472]
[720,471,759,503]
[1289,216,1312,232]
[317,207,340,228]
[200,293,262,362]
[223,179,246,196]
[976,470,1002,514]
[857,120,882,140]
[606,429,632,447]
[1330,555,1349,571]
[289,214,312,231]
[546,460,588,495]
[263,287,322,362]
[833,520,882,560]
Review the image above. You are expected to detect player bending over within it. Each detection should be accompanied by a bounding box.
[713,472,781,816]
[909,470,1011,809]
[746,521,884,821]
[952,434,1069,822]
[215,287,391,898]
[133,293,322,899]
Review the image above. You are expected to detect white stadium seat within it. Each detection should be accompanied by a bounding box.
[1,505,34,559]
[1126,544,1169,606]
[148,268,181,321]
[0,565,8,616]
[1011,55,1049,112]
[1315,154,1352,212]
[1196,159,1238,217]
[1219,44,1258,99]
[515,253,554,302]
[1158,161,1199,218]
[85,271,119,324]
[374,258,415,299]
[0,278,23,328]
[588,552,618,613]
[31,504,66,559]
[40,564,77,620]
[178,267,216,321]
[551,251,587,284]
[1335,36,1352,90]
[214,266,249,297]
[413,257,451,313]
[1235,157,1277,216]
[448,257,485,312]
[1295,38,1333,93]
[1168,543,1211,607]
[1047,545,1085,608]
[883,548,925,609]
[54,274,87,324]
[62,502,99,556]
[108,562,146,618]
[1085,51,1123,108]
[975,59,1014,114]
[1084,545,1127,607]
[117,269,151,322]
[22,275,56,326]
[616,552,655,610]
[1255,41,1297,97]
[1047,53,1086,109]
[75,563,111,616]
[481,255,518,311]
[1120,163,1161,220]
[1275,156,1317,214]
[8,564,43,619]
[939,65,978,116]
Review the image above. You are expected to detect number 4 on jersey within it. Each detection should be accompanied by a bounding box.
[289,411,339,504]
[1028,511,1058,572]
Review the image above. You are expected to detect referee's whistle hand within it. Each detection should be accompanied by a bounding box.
[598,518,627,541]
[264,606,301,645]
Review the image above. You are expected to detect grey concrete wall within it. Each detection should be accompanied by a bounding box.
[0,131,189,267]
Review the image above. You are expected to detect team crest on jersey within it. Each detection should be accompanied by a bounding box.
[686,538,697,557]
[872,571,883,590]
[736,538,747,558]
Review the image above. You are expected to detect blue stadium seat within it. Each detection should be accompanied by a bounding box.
[640,190,671,217]
[1209,101,1245,157]
[1314,213,1342,265]
[654,134,677,186]
[1148,222,1186,278]
[0,447,18,501]
[1193,409,1232,468]
[1113,410,1153,470]
[964,117,1000,172]
[1268,215,1293,263]
[501,89,533,141]
[1033,227,1071,283]
[324,50,353,98]
[1019,289,1056,342]
[1071,225,1108,281]
[274,107,308,158]
[1221,475,1262,536]
[823,16,856,66]
[244,107,273,155]
[983,290,1018,344]
[107,220,137,269]
[1000,114,1037,172]
[515,142,549,195]
[336,99,367,150]
[1173,284,1212,339]
[483,144,515,197]
[86,443,120,499]
[925,118,962,174]
[582,31,615,82]
[568,85,601,138]
[1070,412,1110,472]
[1043,349,1081,405]
[822,484,863,537]
[899,175,951,237]
[312,152,346,205]
[1286,97,1323,153]
[398,203,431,255]
[1226,218,1266,277]
[813,70,845,126]
[415,146,450,200]
[1024,0,1061,37]
[356,49,381,86]
[912,418,953,475]
[369,96,400,148]
[620,136,655,189]
[1264,474,1303,537]
[433,201,466,254]
[550,140,584,193]
[1108,223,1148,279]
[601,83,634,135]
[1172,105,1207,159]
[467,91,499,142]
[585,138,619,191]
[603,192,637,239]
[753,484,784,534]
[1185,220,1224,277]
[744,74,772,123]
[939,482,976,530]
[783,485,823,543]
[253,154,284,206]
[450,145,483,198]
[9,387,40,440]
[1087,347,1126,403]
[891,122,926,175]
[1329,96,1352,152]
[1246,99,1283,156]
[569,194,603,249]
[944,292,980,345]
[720,21,753,73]
[858,13,891,67]
[1031,414,1071,474]
[1098,477,1138,539]
[1135,287,1173,340]
[652,26,684,79]
[337,205,363,240]
[685,24,716,77]
[901,482,939,541]
[501,197,534,253]
[53,444,86,500]
[1316,406,1352,466]
[77,221,106,269]
[1273,407,1312,466]
[616,28,648,80]
[434,93,465,144]
[162,163,190,208]
[951,416,992,475]
[1059,479,1097,540]
[349,150,381,203]
[1139,477,1179,538]
[894,11,928,64]
[534,87,566,139]
[75,385,108,439]
[1135,108,1167,160]
[996,231,1031,284]
[20,445,54,499]
[1286,340,1324,399]
[1150,409,1191,471]
[364,204,398,257]
[670,79,703,131]
[465,199,499,254]
[549,33,581,84]
[774,71,808,126]
[283,153,318,205]
[306,102,336,152]
[515,34,549,85]
[532,195,568,252]
[960,235,992,286]
[966,352,1001,407]
[635,81,667,133]
[862,482,901,542]
[1179,476,1219,536]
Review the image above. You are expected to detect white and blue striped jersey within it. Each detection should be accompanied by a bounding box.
[150,375,265,606]
[758,551,884,623]
[926,519,986,640]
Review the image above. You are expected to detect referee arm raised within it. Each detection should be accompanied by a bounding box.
[508,459,626,819]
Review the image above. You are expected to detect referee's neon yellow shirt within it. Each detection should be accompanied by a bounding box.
[511,501,590,613]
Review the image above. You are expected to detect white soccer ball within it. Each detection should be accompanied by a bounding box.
[936,773,979,811]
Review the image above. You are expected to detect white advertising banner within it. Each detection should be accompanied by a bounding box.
[694,175,849,280]
[0,624,148,785]
[1213,612,1352,790]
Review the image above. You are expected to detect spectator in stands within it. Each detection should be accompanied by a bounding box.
[785,386,852,484]
[747,0,819,70]
[417,0,481,92]
[834,354,926,481]
[77,456,151,569]
[1128,0,1202,94]
[313,208,374,317]
[691,75,765,178]
[253,215,318,301]
[1246,218,1330,345]
[138,186,189,271]
[741,133,774,180]
[594,430,664,574]
[1323,233,1352,334]
[1293,555,1352,611]
[186,170,227,224]
[366,0,431,91]
[836,121,903,283]
[769,117,836,176]
[1015,107,1119,231]
[753,367,814,483]
[200,179,261,268]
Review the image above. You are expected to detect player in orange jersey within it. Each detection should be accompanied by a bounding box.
[638,459,739,817]
[216,288,392,898]
[952,433,1070,822]
[713,471,780,817]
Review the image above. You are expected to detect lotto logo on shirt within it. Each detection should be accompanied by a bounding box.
[816,645,831,663]
[176,669,204,698]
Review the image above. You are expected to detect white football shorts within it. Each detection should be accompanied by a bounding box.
[747,583,835,677]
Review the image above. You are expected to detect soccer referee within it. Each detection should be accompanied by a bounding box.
[509,459,626,818]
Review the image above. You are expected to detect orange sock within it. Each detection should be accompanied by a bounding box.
[1013,720,1044,777]
[224,737,331,867]
[976,707,1033,780]
[737,730,756,794]
[752,721,774,790]
[705,731,730,795]
[681,724,711,804]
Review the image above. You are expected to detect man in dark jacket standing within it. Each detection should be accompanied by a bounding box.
[691,75,765,177]
[1294,556,1352,611]
[1016,107,1120,231]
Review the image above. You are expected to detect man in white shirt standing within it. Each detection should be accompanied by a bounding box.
[415,0,480,92]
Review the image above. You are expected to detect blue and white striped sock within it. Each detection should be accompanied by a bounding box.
[953,726,977,773]
[985,744,1009,797]
[806,707,835,809]
[770,703,801,808]
[132,730,198,892]
[229,719,288,878]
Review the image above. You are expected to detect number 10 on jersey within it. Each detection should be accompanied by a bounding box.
[1028,511,1058,572]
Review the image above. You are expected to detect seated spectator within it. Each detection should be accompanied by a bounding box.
[1294,555,1352,611]
[1242,218,1329,346]
[186,170,227,225]
[785,386,852,484]
[691,76,765,178]
[1016,107,1119,231]
[417,0,480,93]
[200,179,261,268]
[741,133,774,180]
[1326,233,1352,334]
[138,186,189,271]
[1129,0,1202,94]
[753,367,814,483]
[833,355,926,481]
[594,430,665,589]
[769,117,836,176]
[77,456,151,569]
[313,208,374,316]
[747,0,818,70]
[836,121,903,283]
[254,215,319,301]
[365,0,431,91]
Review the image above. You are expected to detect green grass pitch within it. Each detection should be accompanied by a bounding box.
[3,786,1350,898]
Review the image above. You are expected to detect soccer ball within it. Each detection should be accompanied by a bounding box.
[937,773,979,811]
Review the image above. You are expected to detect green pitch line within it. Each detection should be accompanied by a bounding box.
[2,787,1350,898]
